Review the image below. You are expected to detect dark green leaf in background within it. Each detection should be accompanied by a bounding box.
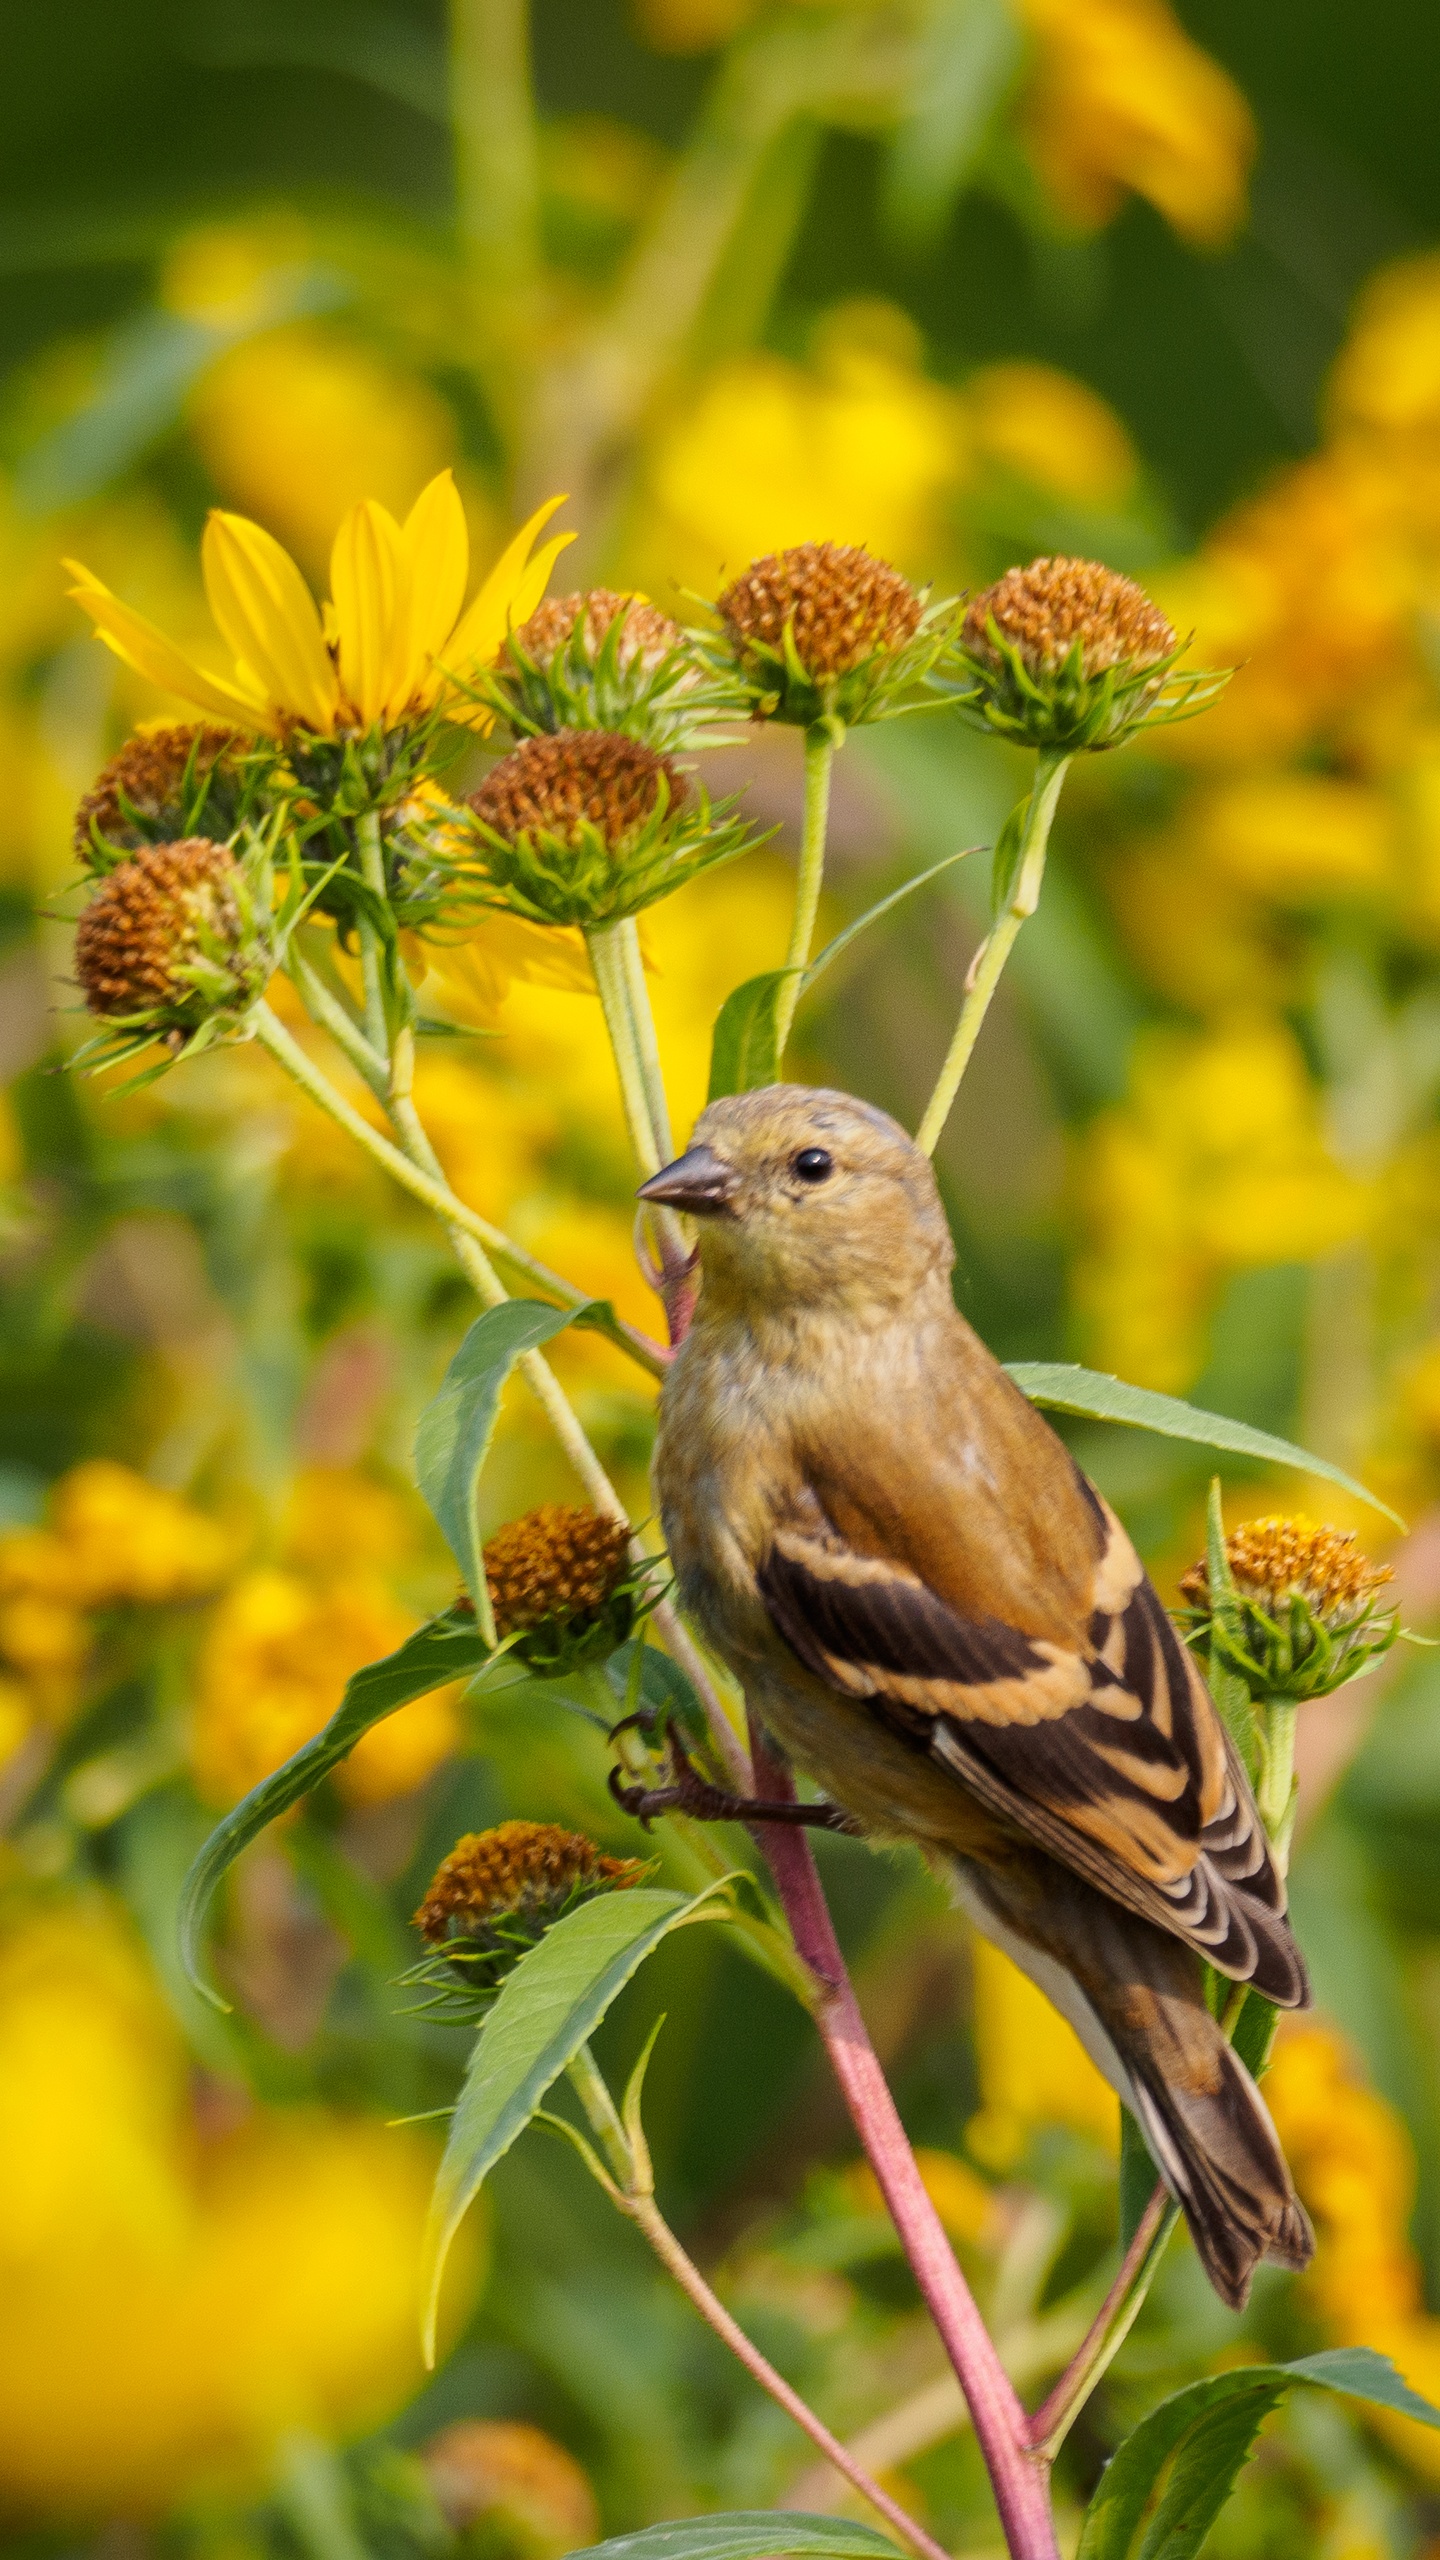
[570,2517,907,2560]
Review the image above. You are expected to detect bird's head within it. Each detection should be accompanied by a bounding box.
[638,1085,954,1317]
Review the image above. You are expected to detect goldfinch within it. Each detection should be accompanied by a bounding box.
[638,1084,1313,2309]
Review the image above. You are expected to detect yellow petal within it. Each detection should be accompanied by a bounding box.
[201,512,340,732]
[330,499,411,725]
[445,495,573,677]
[401,471,470,695]
[64,562,268,728]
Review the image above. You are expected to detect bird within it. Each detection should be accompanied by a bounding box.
[637,1083,1314,2310]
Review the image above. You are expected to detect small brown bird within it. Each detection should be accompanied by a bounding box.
[639,1085,1313,2309]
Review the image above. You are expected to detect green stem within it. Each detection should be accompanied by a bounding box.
[285,950,387,1097]
[251,1004,666,1379]
[565,2042,632,2187]
[775,727,833,1062]
[586,921,662,1178]
[915,751,1070,1157]
[618,915,674,1162]
[354,811,390,1055]
[1258,1697,1299,1862]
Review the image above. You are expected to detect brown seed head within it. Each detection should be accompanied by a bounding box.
[1179,1517,1394,1630]
[515,587,683,675]
[483,1503,632,1640]
[964,557,1175,681]
[414,1819,641,1944]
[469,731,686,852]
[74,838,244,1019]
[718,541,922,681]
[74,723,242,858]
[421,2420,599,2547]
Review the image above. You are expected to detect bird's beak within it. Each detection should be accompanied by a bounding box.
[636,1145,740,1216]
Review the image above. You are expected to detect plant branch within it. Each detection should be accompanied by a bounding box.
[563,2045,953,2560]
[354,812,391,1055]
[618,915,674,1162]
[746,1717,1060,2560]
[449,0,540,430]
[775,728,833,1061]
[1024,2187,1173,2458]
[915,751,1070,1156]
[251,1003,668,1377]
[587,918,696,1345]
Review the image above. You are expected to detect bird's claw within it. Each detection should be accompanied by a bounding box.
[607,1732,859,1834]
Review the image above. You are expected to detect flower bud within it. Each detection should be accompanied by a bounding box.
[494,586,721,746]
[73,837,272,1056]
[715,540,948,732]
[1177,1515,1398,1703]
[413,1819,643,2003]
[477,1502,657,1674]
[74,723,245,866]
[955,555,1225,752]
[465,729,757,926]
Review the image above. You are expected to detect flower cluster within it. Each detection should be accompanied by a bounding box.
[476,1502,660,1673]
[412,1819,644,2008]
[1177,1515,1398,1703]
[712,538,951,734]
[953,556,1224,754]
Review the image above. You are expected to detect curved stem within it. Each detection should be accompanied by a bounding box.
[915,751,1070,1157]
[587,921,663,1179]
[563,2045,952,2560]
[251,1004,667,1378]
[775,728,833,1061]
[1025,2190,1174,2458]
[587,917,695,1344]
[618,915,674,1162]
[747,1720,1059,2560]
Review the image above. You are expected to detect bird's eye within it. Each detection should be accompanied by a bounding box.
[792,1147,834,1184]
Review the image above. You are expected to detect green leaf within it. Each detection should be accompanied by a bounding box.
[421,1878,738,2359]
[1006,1364,1403,1528]
[1118,2108,1157,2252]
[568,2520,906,2560]
[178,1609,493,2007]
[414,1300,583,1626]
[1078,2350,1440,2560]
[1204,1476,1260,1778]
[707,971,790,1100]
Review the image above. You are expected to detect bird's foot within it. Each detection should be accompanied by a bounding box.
[607,1731,857,1834]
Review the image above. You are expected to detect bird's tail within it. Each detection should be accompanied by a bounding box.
[1121,2016,1313,2310]
[953,1853,1314,2312]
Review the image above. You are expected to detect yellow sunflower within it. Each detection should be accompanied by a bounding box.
[65,471,572,739]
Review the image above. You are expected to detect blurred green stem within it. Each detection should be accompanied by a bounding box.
[354,811,390,1053]
[915,751,1070,1156]
[587,918,695,1339]
[558,2044,953,2560]
[449,0,540,421]
[775,728,833,1061]
[255,999,666,1374]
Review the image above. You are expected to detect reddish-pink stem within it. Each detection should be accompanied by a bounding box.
[747,1719,1060,2560]
[1025,2184,1169,2452]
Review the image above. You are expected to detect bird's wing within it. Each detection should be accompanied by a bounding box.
[757,1482,1306,2007]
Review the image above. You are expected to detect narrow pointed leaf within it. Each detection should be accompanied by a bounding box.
[1078,2349,1440,2560]
[801,844,979,988]
[178,1609,492,2005]
[568,2519,906,2560]
[415,1299,590,1622]
[707,970,790,1100]
[421,1879,737,2359]
[1006,1363,1403,1527]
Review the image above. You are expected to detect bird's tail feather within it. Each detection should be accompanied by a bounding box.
[1125,2034,1314,2309]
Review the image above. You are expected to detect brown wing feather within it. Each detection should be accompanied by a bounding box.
[757,1497,1309,2010]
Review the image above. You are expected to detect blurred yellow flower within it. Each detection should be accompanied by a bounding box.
[843,2147,1001,2250]
[191,327,460,577]
[1328,253,1440,444]
[1073,1018,1368,1389]
[67,474,572,737]
[192,1569,460,1808]
[1267,2024,1440,2481]
[640,306,963,588]
[967,1935,1117,2167]
[961,361,1139,509]
[0,1898,475,2515]
[1016,0,1254,247]
[1190,773,1395,903]
[46,1459,235,1607]
[281,1467,419,1579]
